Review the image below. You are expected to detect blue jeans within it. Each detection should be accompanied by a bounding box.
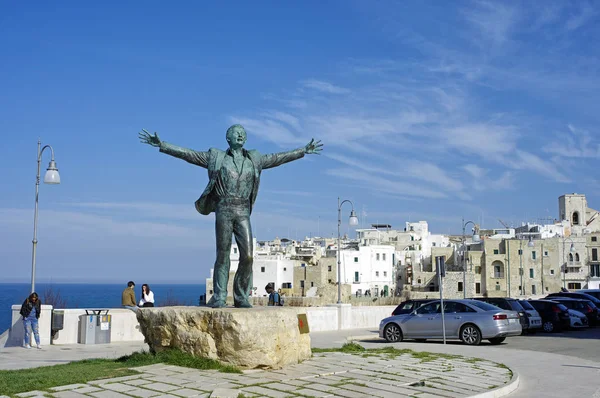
[23,317,40,346]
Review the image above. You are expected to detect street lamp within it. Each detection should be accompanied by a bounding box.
[562,236,575,290]
[31,140,61,293]
[462,218,480,298]
[337,197,358,304]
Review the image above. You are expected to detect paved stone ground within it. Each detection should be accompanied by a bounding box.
[2,351,513,398]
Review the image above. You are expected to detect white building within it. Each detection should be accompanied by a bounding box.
[338,245,395,296]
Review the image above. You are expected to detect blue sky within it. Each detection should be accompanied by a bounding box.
[1,1,599,284]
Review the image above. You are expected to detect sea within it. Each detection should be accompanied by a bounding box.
[0,283,206,333]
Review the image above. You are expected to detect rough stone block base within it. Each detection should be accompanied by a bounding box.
[136,306,311,369]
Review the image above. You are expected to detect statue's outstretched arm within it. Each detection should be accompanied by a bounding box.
[139,129,209,168]
[261,138,323,170]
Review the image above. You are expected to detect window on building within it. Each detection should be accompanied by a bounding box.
[458,282,463,292]
[495,283,501,291]
[376,253,380,261]
[518,285,522,294]
[328,279,332,283]
[432,242,436,247]
[550,269,555,275]
[544,251,549,256]
[354,272,359,282]
[532,285,537,295]
[529,268,534,278]
[383,271,387,277]
[593,249,598,261]
[375,271,379,277]
[261,267,265,272]
[575,253,580,262]
[568,282,582,290]
[493,261,505,278]
[475,266,481,274]
[283,267,287,271]
[311,282,314,287]
[532,251,537,260]
[569,253,574,262]
[233,248,237,254]
[300,280,305,288]
[518,249,523,255]
[328,265,332,271]
[493,249,499,255]
[592,236,598,242]
[475,283,481,294]
[383,253,386,261]
[354,257,358,263]
[573,212,580,225]
[591,264,600,277]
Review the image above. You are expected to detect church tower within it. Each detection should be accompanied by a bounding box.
[559,193,588,230]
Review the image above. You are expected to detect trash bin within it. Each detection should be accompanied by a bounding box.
[51,310,65,341]
[79,309,111,344]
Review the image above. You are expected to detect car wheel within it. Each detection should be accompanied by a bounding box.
[383,323,403,343]
[542,321,555,333]
[460,324,482,346]
[488,337,506,345]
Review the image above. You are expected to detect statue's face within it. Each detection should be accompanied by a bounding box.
[226,125,247,150]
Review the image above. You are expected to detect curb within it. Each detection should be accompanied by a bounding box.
[467,372,520,398]
[344,335,520,398]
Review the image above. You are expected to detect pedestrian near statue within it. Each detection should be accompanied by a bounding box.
[139,124,322,308]
[121,281,138,310]
[20,292,41,349]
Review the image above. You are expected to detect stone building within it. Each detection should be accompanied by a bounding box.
[587,232,600,289]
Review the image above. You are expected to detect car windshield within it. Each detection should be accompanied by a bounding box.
[511,301,525,311]
[557,304,569,312]
[519,300,535,310]
[469,301,501,311]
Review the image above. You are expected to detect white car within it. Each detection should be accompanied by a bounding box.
[517,299,542,332]
[568,309,589,328]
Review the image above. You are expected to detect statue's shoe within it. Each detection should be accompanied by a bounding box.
[207,299,227,308]
[234,301,253,308]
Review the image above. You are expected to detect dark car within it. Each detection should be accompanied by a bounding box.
[545,292,600,310]
[549,297,600,326]
[528,299,571,332]
[578,289,600,300]
[391,299,435,316]
[471,297,529,333]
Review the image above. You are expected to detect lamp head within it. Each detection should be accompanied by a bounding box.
[43,160,60,184]
[569,243,575,252]
[348,210,359,226]
[527,237,535,247]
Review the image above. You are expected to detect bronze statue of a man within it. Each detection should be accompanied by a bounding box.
[139,124,322,308]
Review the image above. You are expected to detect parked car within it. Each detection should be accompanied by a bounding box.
[549,297,599,326]
[578,289,600,300]
[379,299,522,346]
[567,309,589,328]
[545,291,600,310]
[527,299,571,332]
[517,299,543,332]
[391,299,435,316]
[471,297,529,333]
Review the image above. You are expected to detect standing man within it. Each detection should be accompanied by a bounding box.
[122,281,137,310]
[139,124,322,308]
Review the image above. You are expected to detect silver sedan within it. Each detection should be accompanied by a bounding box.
[379,299,522,345]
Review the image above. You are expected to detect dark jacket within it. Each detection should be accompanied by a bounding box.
[20,298,41,319]
[159,144,306,215]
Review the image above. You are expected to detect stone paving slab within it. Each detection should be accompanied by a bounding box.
[9,351,515,398]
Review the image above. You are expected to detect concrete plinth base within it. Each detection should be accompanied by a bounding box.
[136,306,311,369]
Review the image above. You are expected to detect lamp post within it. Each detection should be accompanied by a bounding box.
[461,218,480,299]
[337,197,358,304]
[562,236,575,290]
[31,140,61,293]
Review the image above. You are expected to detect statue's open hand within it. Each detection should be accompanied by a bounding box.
[305,138,323,155]
[138,129,162,147]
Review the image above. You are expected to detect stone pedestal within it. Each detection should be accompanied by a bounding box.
[136,306,311,369]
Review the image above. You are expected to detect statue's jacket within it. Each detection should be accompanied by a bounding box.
[159,142,305,215]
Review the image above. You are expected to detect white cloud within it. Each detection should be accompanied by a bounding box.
[543,125,600,159]
[461,0,519,46]
[565,3,597,31]
[301,79,351,94]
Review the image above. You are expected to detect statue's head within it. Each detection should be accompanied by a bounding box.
[226,124,247,150]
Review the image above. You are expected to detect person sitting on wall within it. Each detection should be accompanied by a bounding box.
[20,292,42,349]
[122,281,138,311]
[139,284,155,307]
